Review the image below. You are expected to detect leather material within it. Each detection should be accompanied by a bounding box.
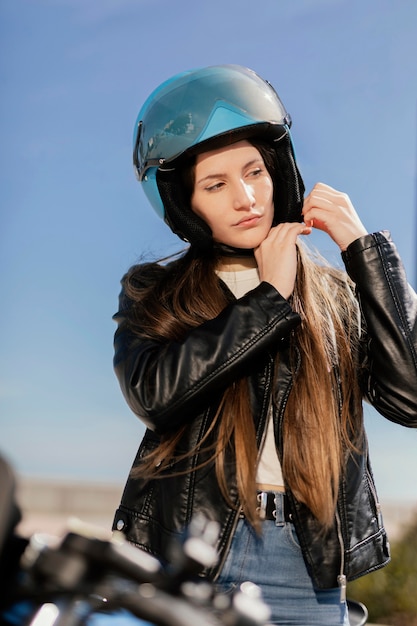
[112,231,417,588]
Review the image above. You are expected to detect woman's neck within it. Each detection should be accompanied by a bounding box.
[217,256,258,272]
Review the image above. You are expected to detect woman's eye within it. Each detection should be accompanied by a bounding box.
[249,168,263,177]
[206,182,223,192]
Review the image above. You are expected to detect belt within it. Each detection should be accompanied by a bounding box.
[256,490,293,522]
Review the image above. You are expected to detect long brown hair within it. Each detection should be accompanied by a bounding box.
[122,141,364,529]
[123,246,362,529]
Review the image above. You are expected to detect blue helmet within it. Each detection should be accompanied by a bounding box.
[133,64,304,249]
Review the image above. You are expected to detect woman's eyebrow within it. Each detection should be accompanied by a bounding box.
[195,172,227,185]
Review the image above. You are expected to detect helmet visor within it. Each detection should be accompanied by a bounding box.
[134,65,290,180]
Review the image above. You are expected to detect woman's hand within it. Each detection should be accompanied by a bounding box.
[302,182,368,251]
[254,222,311,299]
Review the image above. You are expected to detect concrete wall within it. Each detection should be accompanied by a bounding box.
[15,476,123,539]
[14,476,417,542]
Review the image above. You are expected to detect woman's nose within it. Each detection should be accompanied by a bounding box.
[233,180,255,210]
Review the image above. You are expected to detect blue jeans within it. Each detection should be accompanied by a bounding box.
[215,493,349,625]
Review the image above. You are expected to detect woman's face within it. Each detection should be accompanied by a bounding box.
[191,140,274,249]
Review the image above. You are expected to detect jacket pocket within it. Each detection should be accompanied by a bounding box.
[343,465,391,581]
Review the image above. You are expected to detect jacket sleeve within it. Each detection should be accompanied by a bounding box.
[113,281,301,434]
[342,231,417,427]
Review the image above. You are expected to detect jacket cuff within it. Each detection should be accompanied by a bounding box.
[341,231,392,276]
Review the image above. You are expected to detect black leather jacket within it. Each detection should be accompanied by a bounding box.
[112,232,417,590]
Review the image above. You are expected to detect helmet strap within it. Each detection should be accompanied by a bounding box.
[213,243,255,257]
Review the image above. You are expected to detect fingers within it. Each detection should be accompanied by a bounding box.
[254,222,311,299]
[268,221,313,242]
[302,182,367,250]
[303,183,348,219]
[254,222,311,259]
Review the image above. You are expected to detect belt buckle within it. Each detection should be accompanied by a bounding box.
[256,491,268,520]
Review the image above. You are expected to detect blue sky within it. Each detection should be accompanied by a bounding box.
[1,0,416,506]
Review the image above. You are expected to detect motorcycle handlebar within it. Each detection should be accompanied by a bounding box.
[14,516,272,626]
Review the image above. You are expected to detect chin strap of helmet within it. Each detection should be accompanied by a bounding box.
[213,243,255,257]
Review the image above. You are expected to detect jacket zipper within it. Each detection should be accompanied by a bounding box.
[334,362,348,602]
[255,359,275,465]
[278,344,348,597]
[277,343,300,460]
[366,465,383,529]
[335,508,347,602]
[335,468,382,601]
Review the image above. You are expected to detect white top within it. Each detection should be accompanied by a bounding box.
[216,267,284,489]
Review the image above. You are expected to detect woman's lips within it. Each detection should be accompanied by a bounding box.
[235,214,262,227]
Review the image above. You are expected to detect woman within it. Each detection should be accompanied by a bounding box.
[112,65,417,625]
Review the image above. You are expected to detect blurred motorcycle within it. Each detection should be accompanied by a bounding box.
[0,455,367,626]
